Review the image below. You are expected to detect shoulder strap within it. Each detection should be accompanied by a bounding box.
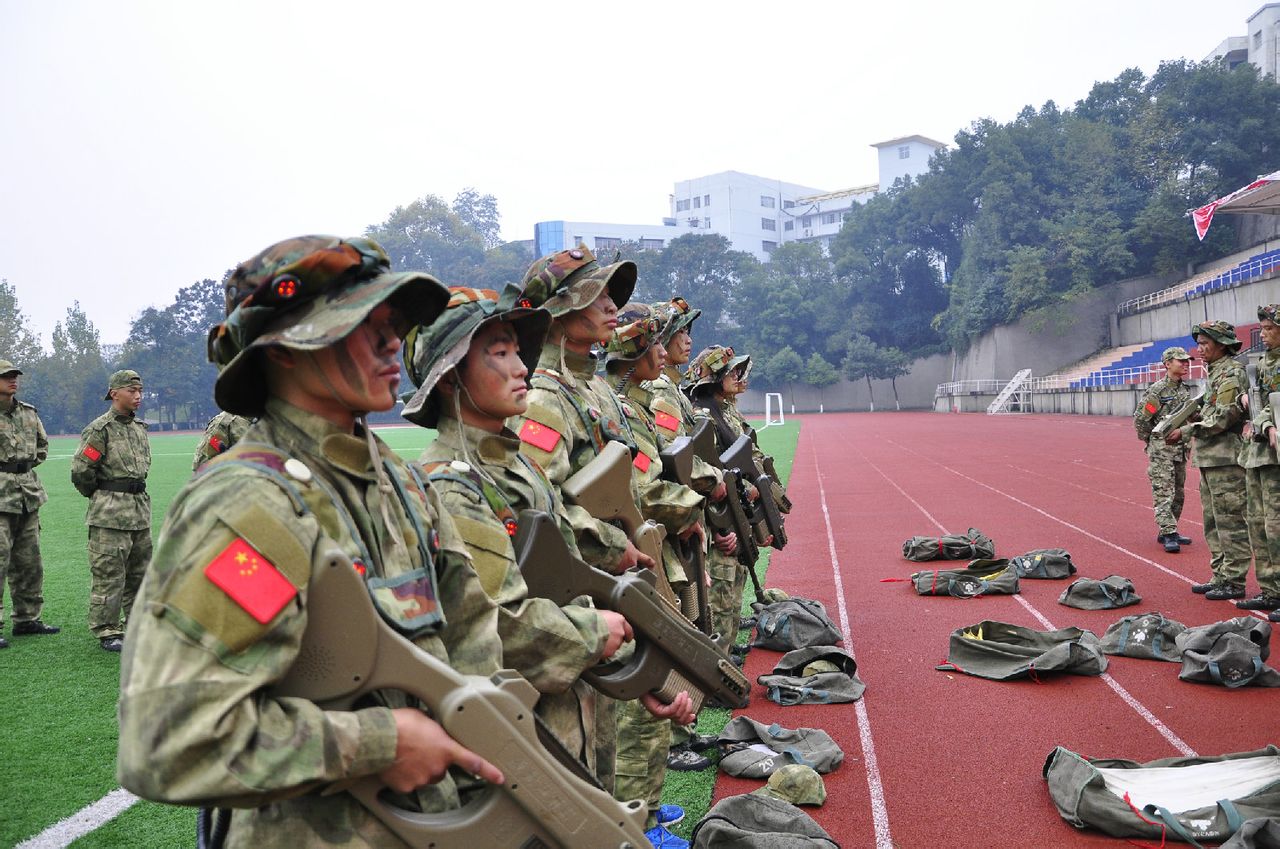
[424,460,520,536]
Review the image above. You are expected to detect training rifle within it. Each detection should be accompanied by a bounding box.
[658,434,711,632]
[1245,363,1270,443]
[1151,386,1205,440]
[746,427,792,513]
[273,550,650,849]
[513,509,750,713]
[688,422,765,604]
[720,435,787,550]
[560,440,680,611]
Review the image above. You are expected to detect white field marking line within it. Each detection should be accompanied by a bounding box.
[1005,462,1205,528]
[1071,458,1134,478]
[814,442,893,849]
[15,788,138,849]
[859,447,1200,758]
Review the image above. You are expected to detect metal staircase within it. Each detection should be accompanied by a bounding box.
[987,369,1032,414]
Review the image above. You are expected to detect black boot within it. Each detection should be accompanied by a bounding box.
[1159,533,1180,553]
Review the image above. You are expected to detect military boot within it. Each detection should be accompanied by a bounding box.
[1158,533,1180,553]
[1175,532,1193,545]
[1204,584,1246,601]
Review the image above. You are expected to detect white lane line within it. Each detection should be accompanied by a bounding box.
[15,789,139,849]
[1005,462,1204,528]
[814,442,893,849]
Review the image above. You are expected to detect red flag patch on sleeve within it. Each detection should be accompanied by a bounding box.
[633,450,652,473]
[1144,402,1159,415]
[204,538,297,624]
[81,445,102,462]
[208,436,223,453]
[654,411,680,433]
[519,419,562,452]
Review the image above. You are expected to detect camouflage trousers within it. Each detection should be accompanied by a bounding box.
[1146,442,1186,536]
[614,697,670,819]
[0,508,44,626]
[707,547,747,651]
[87,525,151,639]
[1199,465,1251,587]
[1245,466,1280,595]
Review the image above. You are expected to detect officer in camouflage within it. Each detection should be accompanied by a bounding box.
[117,235,505,847]
[1237,305,1280,612]
[71,369,151,652]
[191,410,252,471]
[1133,346,1194,553]
[0,359,59,647]
[1166,321,1251,600]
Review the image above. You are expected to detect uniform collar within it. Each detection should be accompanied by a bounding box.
[434,414,520,467]
[537,342,598,380]
[624,383,653,408]
[264,397,388,478]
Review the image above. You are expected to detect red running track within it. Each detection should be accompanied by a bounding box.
[713,412,1277,848]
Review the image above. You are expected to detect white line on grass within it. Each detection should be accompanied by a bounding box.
[814,442,893,849]
[15,789,139,849]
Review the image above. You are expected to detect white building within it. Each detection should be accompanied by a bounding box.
[1205,4,1280,78]
[534,136,947,261]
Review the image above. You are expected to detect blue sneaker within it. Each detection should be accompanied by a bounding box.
[644,824,690,849]
[655,804,685,827]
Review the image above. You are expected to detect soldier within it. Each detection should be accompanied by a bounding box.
[0,359,59,647]
[401,285,691,785]
[191,410,252,471]
[1166,321,1251,600]
[1237,305,1280,611]
[117,235,505,846]
[1133,347,1194,553]
[71,369,151,651]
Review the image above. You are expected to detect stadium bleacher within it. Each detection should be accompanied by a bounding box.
[1119,248,1280,316]
[1070,323,1261,387]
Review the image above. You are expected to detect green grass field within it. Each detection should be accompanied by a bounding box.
[1,419,798,847]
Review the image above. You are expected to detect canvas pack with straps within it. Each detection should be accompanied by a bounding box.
[1058,575,1141,610]
[937,620,1108,681]
[750,597,844,651]
[1099,611,1186,661]
[910,558,1020,598]
[690,794,840,848]
[1009,548,1076,579]
[1176,617,1280,688]
[901,527,995,561]
[756,646,865,706]
[1043,745,1280,845]
[716,716,845,778]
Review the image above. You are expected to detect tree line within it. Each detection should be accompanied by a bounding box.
[4,59,1278,428]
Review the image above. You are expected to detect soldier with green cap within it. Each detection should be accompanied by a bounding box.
[71,368,151,651]
[116,235,507,846]
[0,359,58,648]
[1166,320,1250,600]
[401,285,691,787]
[1133,346,1194,553]
[191,410,252,472]
[1236,305,1280,611]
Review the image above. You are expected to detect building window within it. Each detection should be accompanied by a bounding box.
[762,240,777,253]
[783,200,795,209]
[821,212,840,226]
[639,238,663,251]
[800,215,812,228]
[898,145,910,159]
[783,220,794,232]
[704,217,711,228]
[761,195,776,208]
[761,217,776,231]
[1256,30,1263,49]
[704,194,710,206]
[676,199,690,212]
[693,196,702,209]
[594,236,621,253]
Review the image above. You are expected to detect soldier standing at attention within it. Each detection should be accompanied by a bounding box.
[117,235,504,845]
[0,359,59,648]
[71,369,151,652]
[191,410,252,471]
[1237,305,1280,612]
[1166,321,1251,600]
[1133,347,1194,553]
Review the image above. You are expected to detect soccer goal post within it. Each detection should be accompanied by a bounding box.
[764,392,785,427]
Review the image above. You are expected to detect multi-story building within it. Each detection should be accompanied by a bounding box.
[1205,4,1280,77]
[534,135,946,261]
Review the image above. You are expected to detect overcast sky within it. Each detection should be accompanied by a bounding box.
[0,0,1264,347]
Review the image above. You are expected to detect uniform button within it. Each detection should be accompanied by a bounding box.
[284,458,313,483]
[450,460,471,473]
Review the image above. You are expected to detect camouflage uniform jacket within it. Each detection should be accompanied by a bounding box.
[193,411,253,471]
[418,415,610,693]
[513,344,635,573]
[1188,356,1247,468]
[1241,347,1280,469]
[1133,377,1191,462]
[117,398,501,847]
[0,397,48,514]
[71,408,151,530]
[643,369,722,495]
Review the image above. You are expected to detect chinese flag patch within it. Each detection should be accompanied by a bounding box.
[204,538,296,624]
[654,411,679,433]
[81,445,102,462]
[208,436,223,453]
[633,451,652,473]
[519,419,562,452]
[1145,402,1159,415]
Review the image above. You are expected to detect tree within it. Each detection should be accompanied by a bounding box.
[841,334,884,412]
[803,353,840,410]
[451,188,503,250]
[879,346,911,411]
[760,346,803,405]
[28,302,108,434]
[643,234,759,354]
[0,279,44,368]
[365,194,487,282]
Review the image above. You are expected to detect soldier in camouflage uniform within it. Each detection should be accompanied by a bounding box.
[71,369,151,651]
[117,235,505,847]
[0,359,59,647]
[1166,321,1251,600]
[191,410,252,471]
[1133,346,1194,553]
[401,285,690,784]
[1237,305,1280,611]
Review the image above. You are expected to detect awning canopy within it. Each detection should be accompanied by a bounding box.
[1191,170,1280,241]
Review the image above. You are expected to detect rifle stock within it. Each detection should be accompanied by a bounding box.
[1151,387,1205,439]
[273,551,649,849]
[1246,364,1267,441]
[513,510,750,713]
[688,420,761,572]
[747,427,792,513]
[658,435,711,632]
[720,435,788,550]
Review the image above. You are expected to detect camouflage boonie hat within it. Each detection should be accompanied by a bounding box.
[750,764,827,806]
[208,235,450,416]
[401,285,550,428]
[1259,305,1280,325]
[518,244,636,318]
[104,369,142,400]
[653,296,701,344]
[1191,320,1242,353]
[1161,346,1191,362]
[605,303,664,362]
[683,345,752,392]
[0,360,21,377]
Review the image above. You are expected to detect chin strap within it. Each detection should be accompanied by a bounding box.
[359,414,406,553]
